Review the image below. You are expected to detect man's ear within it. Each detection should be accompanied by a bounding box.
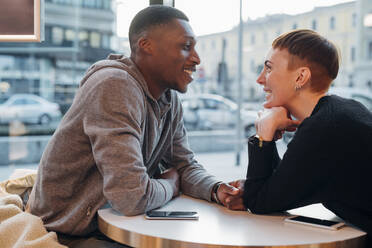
[137,37,153,55]
[295,67,311,87]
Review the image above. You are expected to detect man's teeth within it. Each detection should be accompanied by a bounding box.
[184,69,193,75]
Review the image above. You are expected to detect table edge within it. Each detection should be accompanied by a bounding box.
[97,211,366,248]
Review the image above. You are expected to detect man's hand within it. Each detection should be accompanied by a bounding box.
[214,183,240,207]
[159,168,180,197]
[224,179,246,211]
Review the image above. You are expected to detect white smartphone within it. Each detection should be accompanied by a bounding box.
[145,210,199,220]
[285,215,345,230]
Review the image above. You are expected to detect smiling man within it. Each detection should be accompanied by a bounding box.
[27,5,239,248]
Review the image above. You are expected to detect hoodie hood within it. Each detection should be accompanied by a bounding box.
[80,54,155,101]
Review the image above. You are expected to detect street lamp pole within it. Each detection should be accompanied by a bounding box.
[236,0,243,166]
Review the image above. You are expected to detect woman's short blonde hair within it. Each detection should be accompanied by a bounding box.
[272,29,339,93]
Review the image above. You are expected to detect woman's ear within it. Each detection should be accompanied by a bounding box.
[295,67,311,88]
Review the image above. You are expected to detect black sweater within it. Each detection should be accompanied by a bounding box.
[243,95,372,240]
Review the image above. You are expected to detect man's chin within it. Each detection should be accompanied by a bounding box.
[174,85,188,94]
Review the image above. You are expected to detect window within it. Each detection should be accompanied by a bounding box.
[352,13,357,27]
[79,30,89,47]
[330,16,336,30]
[25,98,40,105]
[83,0,96,8]
[250,60,255,72]
[312,19,317,30]
[102,34,111,48]
[90,32,101,48]
[45,26,52,43]
[96,0,103,8]
[11,99,25,105]
[65,29,75,41]
[351,47,355,62]
[103,0,111,10]
[222,37,227,49]
[1,0,371,191]
[52,27,63,45]
[251,34,255,45]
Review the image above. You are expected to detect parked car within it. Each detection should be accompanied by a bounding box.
[0,94,62,125]
[181,94,257,137]
[282,87,372,144]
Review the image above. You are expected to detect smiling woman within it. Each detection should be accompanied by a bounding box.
[228,29,372,246]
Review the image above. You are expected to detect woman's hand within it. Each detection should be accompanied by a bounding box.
[255,107,300,141]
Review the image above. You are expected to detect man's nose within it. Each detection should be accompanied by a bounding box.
[190,50,201,65]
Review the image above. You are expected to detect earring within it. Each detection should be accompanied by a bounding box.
[295,84,301,91]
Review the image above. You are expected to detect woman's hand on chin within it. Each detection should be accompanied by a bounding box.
[255,107,300,141]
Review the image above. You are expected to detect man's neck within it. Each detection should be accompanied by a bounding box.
[131,56,165,100]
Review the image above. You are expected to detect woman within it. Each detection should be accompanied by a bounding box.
[228,29,372,244]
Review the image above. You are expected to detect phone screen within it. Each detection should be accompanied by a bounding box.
[285,215,345,230]
[289,216,339,226]
[145,211,199,220]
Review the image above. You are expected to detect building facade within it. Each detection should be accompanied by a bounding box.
[195,0,372,101]
[0,0,116,112]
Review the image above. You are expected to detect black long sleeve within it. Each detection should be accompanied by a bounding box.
[243,95,372,237]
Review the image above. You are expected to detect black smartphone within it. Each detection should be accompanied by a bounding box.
[145,210,199,220]
[285,215,345,230]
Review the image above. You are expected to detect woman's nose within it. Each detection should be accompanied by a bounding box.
[256,71,265,85]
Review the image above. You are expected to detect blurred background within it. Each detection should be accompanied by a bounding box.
[1,0,371,180]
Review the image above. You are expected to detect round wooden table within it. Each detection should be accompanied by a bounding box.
[98,195,366,248]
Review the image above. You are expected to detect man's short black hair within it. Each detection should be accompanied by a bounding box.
[128,5,189,52]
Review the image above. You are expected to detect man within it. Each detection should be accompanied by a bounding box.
[27,5,239,247]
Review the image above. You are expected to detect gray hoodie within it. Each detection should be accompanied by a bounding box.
[27,54,219,236]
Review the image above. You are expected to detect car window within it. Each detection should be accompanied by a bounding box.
[0,97,8,104]
[11,99,25,106]
[203,99,221,110]
[25,98,40,105]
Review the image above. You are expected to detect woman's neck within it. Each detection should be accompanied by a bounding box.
[287,90,327,122]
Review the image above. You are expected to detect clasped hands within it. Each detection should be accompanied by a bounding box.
[221,107,301,211]
[159,168,246,210]
[158,107,300,211]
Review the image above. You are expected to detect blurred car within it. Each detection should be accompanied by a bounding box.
[327,87,372,111]
[181,94,257,137]
[282,87,372,144]
[0,94,62,125]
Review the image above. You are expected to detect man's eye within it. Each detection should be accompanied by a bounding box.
[183,44,191,50]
